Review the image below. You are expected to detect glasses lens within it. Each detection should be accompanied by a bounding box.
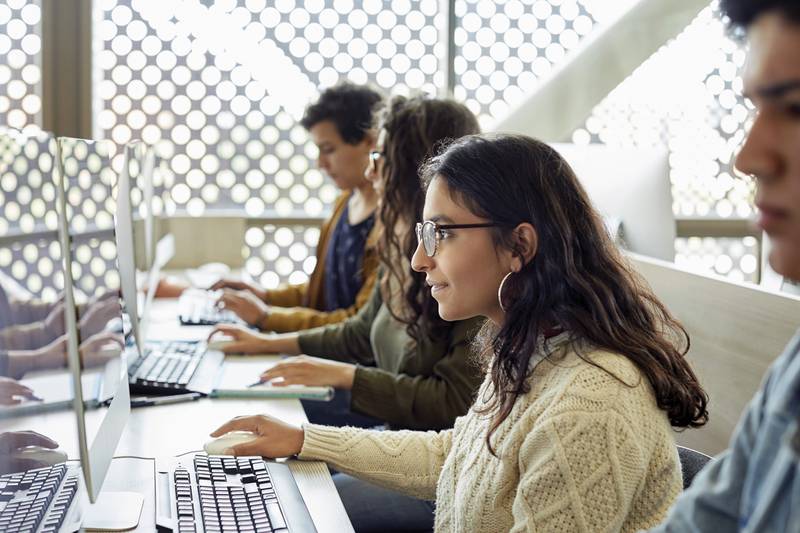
[422,222,437,256]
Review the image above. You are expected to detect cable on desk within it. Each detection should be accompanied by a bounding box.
[175,448,203,457]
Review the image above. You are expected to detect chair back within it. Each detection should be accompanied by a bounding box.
[677,445,713,489]
[630,253,800,455]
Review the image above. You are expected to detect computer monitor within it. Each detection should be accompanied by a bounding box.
[141,146,156,269]
[123,141,157,271]
[0,129,123,418]
[0,128,105,418]
[54,135,143,527]
[549,143,676,261]
[115,142,175,354]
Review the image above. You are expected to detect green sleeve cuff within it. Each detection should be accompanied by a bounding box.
[350,366,400,420]
[296,327,327,356]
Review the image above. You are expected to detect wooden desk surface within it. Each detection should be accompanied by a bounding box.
[1,298,353,532]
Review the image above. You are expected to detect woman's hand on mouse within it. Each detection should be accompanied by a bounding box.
[210,415,304,458]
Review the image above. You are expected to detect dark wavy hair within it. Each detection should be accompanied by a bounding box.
[421,134,708,454]
[300,83,384,143]
[721,0,800,29]
[376,96,480,342]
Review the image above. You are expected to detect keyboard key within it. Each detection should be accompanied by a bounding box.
[265,502,286,530]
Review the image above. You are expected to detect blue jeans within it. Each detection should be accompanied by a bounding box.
[301,389,384,428]
[334,473,435,532]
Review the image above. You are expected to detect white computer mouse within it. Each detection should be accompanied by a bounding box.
[206,338,235,352]
[11,446,68,466]
[204,431,259,456]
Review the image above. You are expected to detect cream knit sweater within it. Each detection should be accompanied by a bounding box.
[299,344,682,532]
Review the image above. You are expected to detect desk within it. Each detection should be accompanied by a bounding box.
[2,298,354,532]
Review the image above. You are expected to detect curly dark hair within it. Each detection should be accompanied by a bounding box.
[421,134,709,455]
[376,96,480,342]
[300,83,384,144]
[721,0,800,29]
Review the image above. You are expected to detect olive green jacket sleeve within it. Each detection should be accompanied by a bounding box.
[295,281,383,366]
[349,317,484,431]
[299,283,484,430]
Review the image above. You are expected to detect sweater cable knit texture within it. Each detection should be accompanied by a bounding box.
[299,343,683,532]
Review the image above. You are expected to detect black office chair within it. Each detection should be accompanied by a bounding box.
[677,445,713,489]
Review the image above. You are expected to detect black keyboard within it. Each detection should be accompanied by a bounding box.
[128,340,206,393]
[179,292,244,326]
[167,455,316,533]
[0,464,79,533]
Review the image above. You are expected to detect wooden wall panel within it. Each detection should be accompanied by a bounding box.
[630,253,800,455]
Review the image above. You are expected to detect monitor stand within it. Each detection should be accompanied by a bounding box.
[84,491,144,531]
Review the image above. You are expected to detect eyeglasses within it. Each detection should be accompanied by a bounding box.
[415,220,501,257]
[369,150,385,173]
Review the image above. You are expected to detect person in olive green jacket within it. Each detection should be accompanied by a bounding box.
[209,96,484,430]
[293,271,482,430]
[210,96,483,531]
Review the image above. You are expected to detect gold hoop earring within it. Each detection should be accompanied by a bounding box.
[498,271,513,313]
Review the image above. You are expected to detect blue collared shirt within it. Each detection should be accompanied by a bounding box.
[650,331,800,532]
[322,204,374,312]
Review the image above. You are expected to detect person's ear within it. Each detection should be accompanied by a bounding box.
[510,223,538,272]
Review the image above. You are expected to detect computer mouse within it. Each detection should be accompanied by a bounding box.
[11,446,68,466]
[204,431,259,456]
[206,339,235,352]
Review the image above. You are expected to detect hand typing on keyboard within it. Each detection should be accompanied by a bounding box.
[210,415,305,459]
[217,289,271,328]
[209,278,268,303]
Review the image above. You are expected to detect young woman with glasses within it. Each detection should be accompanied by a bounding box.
[210,134,709,532]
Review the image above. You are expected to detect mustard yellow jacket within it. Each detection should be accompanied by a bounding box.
[260,192,379,332]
